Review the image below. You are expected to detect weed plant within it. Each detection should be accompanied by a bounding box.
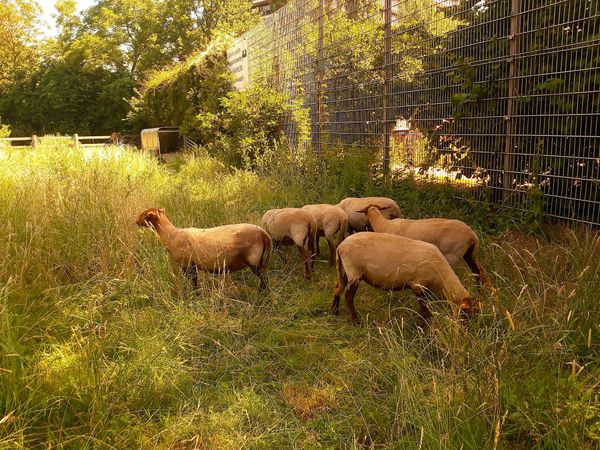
[0,143,598,448]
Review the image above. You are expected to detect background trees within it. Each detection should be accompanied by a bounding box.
[0,0,41,89]
[0,0,260,135]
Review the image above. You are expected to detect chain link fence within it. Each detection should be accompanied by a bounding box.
[240,0,599,225]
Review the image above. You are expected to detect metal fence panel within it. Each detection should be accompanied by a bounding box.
[242,0,599,225]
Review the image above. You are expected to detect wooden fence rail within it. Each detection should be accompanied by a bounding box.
[0,134,122,148]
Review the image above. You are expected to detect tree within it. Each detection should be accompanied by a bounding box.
[71,0,258,81]
[0,0,41,88]
[0,0,260,135]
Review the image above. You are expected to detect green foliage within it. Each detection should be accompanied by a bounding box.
[448,57,503,120]
[128,36,233,140]
[0,57,135,135]
[0,0,41,88]
[534,77,565,92]
[0,0,260,135]
[219,85,309,167]
[132,48,310,169]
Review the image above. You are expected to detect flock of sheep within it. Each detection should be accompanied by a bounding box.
[136,196,492,325]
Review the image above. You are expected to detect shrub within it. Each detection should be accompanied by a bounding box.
[219,85,309,168]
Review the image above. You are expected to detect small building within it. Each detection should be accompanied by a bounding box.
[140,127,182,156]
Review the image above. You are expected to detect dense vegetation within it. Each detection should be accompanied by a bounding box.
[0,0,260,135]
[0,142,598,448]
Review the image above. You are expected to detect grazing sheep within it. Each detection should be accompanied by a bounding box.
[332,232,479,325]
[136,208,272,290]
[301,204,348,265]
[261,208,317,280]
[363,206,493,288]
[336,197,401,233]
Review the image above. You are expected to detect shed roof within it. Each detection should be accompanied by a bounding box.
[141,127,179,134]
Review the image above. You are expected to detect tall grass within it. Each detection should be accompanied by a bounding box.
[0,143,598,448]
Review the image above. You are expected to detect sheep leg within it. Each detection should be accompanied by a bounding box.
[344,280,361,324]
[315,236,321,257]
[274,242,288,265]
[326,237,335,266]
[417,298,432,329]
[296,244,312,281]
[183,265,198,290]
[251,266,268,291]
[463,252,493,290]
[332,272,348,316]
[408,283,431,328]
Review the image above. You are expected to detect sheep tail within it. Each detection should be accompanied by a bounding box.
[337,215,347,247]
[335,245,347,286]
[467,237,479,259]
[464,235,493,289]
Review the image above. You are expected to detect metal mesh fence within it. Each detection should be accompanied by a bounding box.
[242,0,599,225]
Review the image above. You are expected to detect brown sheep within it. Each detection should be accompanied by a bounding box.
[261,208,317,280]
[336,197,401,233]
[301,204,347,265]
[136,208,271,290]
[363,205,493,288]
[332,232,479,325]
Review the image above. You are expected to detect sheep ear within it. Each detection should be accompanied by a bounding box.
[158,208,165,213]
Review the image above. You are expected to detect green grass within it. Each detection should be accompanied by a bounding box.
[0,143,598,448]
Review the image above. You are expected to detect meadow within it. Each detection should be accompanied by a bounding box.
[0,141,598,449]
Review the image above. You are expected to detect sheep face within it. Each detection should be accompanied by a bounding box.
[458,297,481,319]
[377,205,400,220]
[358,205,397,230]
[136,208,164,229]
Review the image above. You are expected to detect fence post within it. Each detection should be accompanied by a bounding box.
[31,134,37,148]
[382,0,392,173]
[315,0,324,155]
[73,133,79,149]
[502,0,521,202]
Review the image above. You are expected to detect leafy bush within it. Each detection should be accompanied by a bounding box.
[218,85,309,168]
[128,37,233,141]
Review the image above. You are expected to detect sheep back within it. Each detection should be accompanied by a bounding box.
[168,224,270,273]
[337,232,469,303]
[370,215,479,267]
[301,204,347,238]
[261,208,316,246]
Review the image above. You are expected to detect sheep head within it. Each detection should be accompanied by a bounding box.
[354,204,388,214]
[458,297,481,320]
[136,208,165,229]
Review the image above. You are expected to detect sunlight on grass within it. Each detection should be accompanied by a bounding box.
[0,143,598,448]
